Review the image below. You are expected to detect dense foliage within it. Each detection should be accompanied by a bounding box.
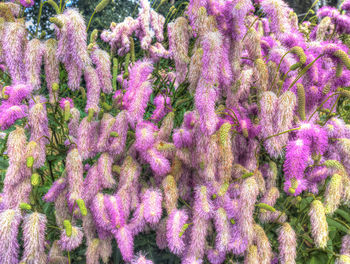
[2,0,350,263]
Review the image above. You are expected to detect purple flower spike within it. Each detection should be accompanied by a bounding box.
[143,188,163,224]
[283,139,311,180]
[150,94,172,122]
[166,209,188,255]
[135,121,158,152]
[104,194,126,229]
[0,104,27,130]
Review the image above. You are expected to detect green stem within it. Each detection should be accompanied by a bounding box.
[151,0,158,8]
[277,68,293,96]
[242,16,260,41]
[288,54,324,92]
[0,132,9,156]
[321,95,340,126]
[263,127,301,142]
[271,51,291,91]
[86,10,96,32]
[35,0,45,37]
[300,0,320,24]
[308,92,340,121]
[179,197,191,209]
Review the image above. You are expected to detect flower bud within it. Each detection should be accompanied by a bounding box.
[63,220,72,237]
[297,83,306,121]
[20,203,32,210]
[26,156,34,168]
[76,198,88,216]
[95,0,110,13]
[31,173,40,186]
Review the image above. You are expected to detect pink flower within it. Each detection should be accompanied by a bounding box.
[59,98,74,110]
[166,209,188,255]
[19,0,34,7]
[143,188,163,224]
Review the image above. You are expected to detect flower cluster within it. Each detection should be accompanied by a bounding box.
[1,0,350,263]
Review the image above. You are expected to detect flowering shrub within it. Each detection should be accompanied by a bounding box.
[2,0,350,263]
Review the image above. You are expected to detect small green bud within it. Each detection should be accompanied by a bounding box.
[323,160,344,170]
[336,62,344,78]
[112,58,119,91]
[90,29,99,44]
[218,182,230,197]
[290,46,307,65]
[110,132,119,138]
[219,122,232,146]
[52,83,59,92]
[64,101,71,122]
[334,50,350,70]
[39,31,46,39]
[20,203,32,210]
[95,0,110,13]
[49,17,63,28]
[87,109,95,122]
[297,83,306,121]
[256,203,276,212]
[63,220,72,237]
[212,194,217,199]
[98,109,104,120]
[26,156,34,168]
[242,172,254,179]
[112,165,121,174]
[102,102,112,111]
[76,199,87,216]
[230,218,236,225]
[290,62,301,71]
[31,173,40,186]
[288,188,296,194]
[179,223,189,237]
[1,86,8,99]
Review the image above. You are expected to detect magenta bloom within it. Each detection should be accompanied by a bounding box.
[0,210,22,264]
[82,165,102,206]
[59,98,74,110]
[143,188,163,224]
[306,166,329,184]
[206,248,226,264]
[90,193,112,233]
[3,83,32,104]
[173,128,193,148]
[142,148,171,177]
[115,226,134,262]
[135,121,158,152]
[123,60,154,126]
[228,225,248,255]
[104,194,126,229]
[283,139,311,180]
[297,123,328,155]
[150,95,172,122]
[58,226,84,251]
[0,103,28,130]
[19,0,34,7]
[43,178,67,202]
[166,209,188,255]
[131,253,154,264]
